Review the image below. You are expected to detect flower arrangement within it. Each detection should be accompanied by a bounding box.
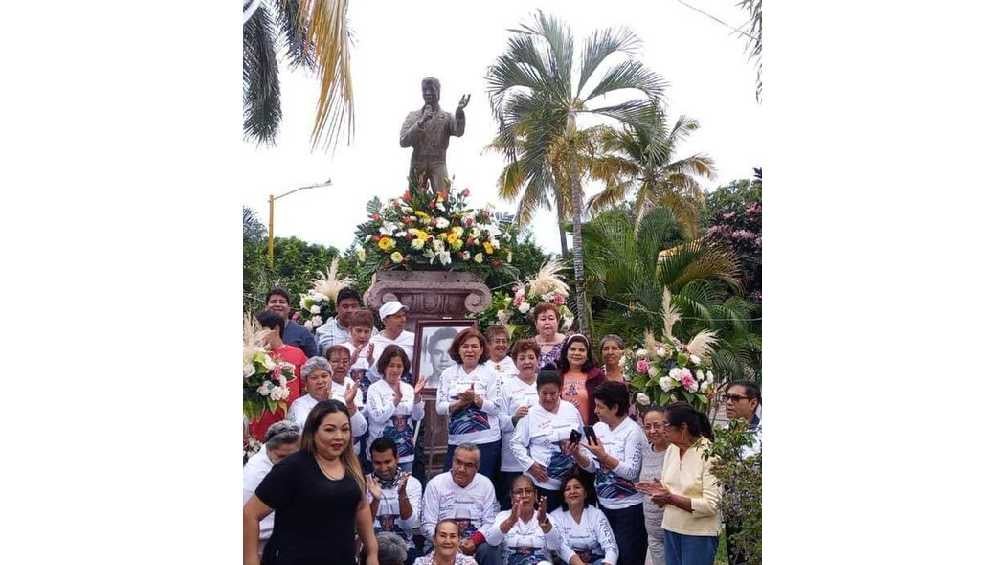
[297,257,354,330]
[243,314,296,421]
[353,183,514,275]
[475,257,575,339]
[625,289,720,413]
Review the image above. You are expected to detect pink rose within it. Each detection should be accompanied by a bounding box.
[513,295,524,307]
[681,371,698,392]
[553,294,565,305]
[636,359,650,374]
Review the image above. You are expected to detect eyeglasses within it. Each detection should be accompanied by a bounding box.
[511,488,535,495]
[723,394,751,403]
[491,339,509,345]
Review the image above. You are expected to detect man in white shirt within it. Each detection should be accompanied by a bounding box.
[421,443,500,565]
[315,287,362,354]
[370,301,416,369]
[366,437,424,563]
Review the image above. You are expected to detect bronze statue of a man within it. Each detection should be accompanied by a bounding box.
[399,77,470,191]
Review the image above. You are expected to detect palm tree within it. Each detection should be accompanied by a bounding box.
[582,207,760,383]
[486,10,667,337]
[587,106,715,238]
[243,0,354,150]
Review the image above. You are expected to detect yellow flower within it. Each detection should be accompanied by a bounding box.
[390,252,404,263]
[483,241,495,255]
[447,233,462,250]
[451,226,464,237]
[438,232,448,240]
[377,237,395,251]
[415,211,430,219]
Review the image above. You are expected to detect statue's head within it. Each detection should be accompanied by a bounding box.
[421,77,441,105]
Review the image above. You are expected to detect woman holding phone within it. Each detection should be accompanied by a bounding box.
[510,370,584,512]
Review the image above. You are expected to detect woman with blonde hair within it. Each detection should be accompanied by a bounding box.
[243,399,379,565]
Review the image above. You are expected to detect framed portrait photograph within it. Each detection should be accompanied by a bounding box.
[413,319,477,391]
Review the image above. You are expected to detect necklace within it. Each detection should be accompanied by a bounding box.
[316,456,343,481]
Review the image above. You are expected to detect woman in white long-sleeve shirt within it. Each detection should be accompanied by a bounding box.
[510,370,583,512]
[242,420,301,560]
[435,328,503,478]
[574,380,647,565]
[550,474,618,565]
[365,345,428,472]
[286,354,367,454]
[483,475,563,565]
[496,339,542,509]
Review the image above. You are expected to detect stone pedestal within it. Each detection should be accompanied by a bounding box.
[364,270,491,473]
[364,270,492,331]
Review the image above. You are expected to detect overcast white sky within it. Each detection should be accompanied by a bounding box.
[240,0,764,253]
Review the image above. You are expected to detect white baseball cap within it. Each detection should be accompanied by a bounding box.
[378,301,409,321]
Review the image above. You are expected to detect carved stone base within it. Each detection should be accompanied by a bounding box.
[364,270,492,332]
[364,269,491,473]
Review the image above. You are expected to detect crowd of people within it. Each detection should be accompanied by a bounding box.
[243,287,763,565]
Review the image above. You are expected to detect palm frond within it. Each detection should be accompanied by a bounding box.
[243,6,282,145]
[274,0,316,69]
[524,10,574,98]
[585,59,666,102]
[299,0,354,152]
[577,27,640,96]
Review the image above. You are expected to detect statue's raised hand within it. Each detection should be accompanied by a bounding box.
[456,94,471,112]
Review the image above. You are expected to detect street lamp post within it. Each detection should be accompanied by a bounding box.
[268,178,333,268]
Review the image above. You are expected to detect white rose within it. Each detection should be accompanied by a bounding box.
[659,376,673,392]
[706,371,715,384]
[636,393,651,406]
[310,305,321,314]
[312,315,322,326]
[256,383,271,396]
[461,251,471,260]
[690,354,702,365]
[269,387,285,401]
[432,239,445,253]
[435,217,450,229]
[262,356,276,370]
[669,368,682,381]
[648,366,659,378]
[696,369,705,381]
[656,347,666,357]
[243,363,255,378]
[635,348,647,357]
[438,251,452,265]
[518,301,531,314]
[701,381,711,393]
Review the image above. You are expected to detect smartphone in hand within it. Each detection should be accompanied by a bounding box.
[583,425,597,444]
[569,429,582,445]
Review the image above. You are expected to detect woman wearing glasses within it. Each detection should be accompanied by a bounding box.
[436,328,503,478]
[638,406,671,565]
[483,475,563,565]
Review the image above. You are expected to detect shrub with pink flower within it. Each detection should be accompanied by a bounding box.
[636,358,651,374]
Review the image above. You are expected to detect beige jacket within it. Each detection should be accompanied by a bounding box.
[659,437,722,536]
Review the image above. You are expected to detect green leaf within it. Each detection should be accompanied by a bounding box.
[366,196,382,215]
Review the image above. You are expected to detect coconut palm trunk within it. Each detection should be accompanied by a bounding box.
[567,114,592,337]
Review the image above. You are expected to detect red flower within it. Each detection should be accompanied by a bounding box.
[462,188,471,197]
[370,213,381,221]
[371,235,381,242]
[402,192,412,202]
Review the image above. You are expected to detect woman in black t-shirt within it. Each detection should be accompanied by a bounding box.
[243,399,378,565]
